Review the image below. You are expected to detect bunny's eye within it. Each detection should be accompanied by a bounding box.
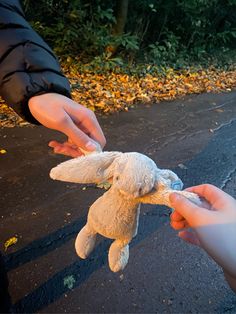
[138,187,142,194]
[115,175,119,181]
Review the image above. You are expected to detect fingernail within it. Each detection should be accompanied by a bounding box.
[85,141,97,150]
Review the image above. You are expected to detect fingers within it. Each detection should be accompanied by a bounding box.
[64,102,106,149]
[171,219,189,230]
[178,230,201,246]
[59,112,101,153]
[170,211,189,230]
[170,202,201,246]
[29,94,106,153]
[171,210,184,222]
[49,141,83,158]
[79,114,106,149]
[49,140,77,150]
[186,184,235,209]
[169,192,210,228]
[186,184,224,194]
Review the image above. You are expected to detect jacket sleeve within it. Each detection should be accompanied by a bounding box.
[0,0,71,123]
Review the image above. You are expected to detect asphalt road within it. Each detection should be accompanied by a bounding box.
[1,91,236,313]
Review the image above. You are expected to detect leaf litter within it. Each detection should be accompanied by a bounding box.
[1,68,236,127]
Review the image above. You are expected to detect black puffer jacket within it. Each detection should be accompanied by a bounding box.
[0,0,71,123]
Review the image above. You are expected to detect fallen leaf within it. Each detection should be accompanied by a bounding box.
[96,181,112,190]
[178,163,188,170]
[63,275,76,290]
[4,236,18,251]
[1,67,236,127]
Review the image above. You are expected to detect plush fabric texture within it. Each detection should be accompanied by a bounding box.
[50,151,200,272]
[0,0,71,123]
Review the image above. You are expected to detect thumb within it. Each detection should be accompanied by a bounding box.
[61,118,100,153]
[169,192,206,228]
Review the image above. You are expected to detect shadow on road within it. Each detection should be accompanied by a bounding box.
[8,205,165,313]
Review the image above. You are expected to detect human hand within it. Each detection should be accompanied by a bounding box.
[169,184,236,277]
[28,93,106,157]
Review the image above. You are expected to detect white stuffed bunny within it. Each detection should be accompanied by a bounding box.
[50,151,200,272]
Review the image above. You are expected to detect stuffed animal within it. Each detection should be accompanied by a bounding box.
[50,151,200,272]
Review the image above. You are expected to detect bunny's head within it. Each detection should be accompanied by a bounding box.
[50,151,159,198]
[111,152,158,197]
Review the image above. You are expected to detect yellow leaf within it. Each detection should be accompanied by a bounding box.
[185,83,193,89]
[0,149,6,154]
[96,181,111,190]
[4,236,18,251]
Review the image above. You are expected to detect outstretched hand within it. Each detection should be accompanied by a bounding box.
[28,93,106,157]
[170,184,236,243]
[169,184,236,282]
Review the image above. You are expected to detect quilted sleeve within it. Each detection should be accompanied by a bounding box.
[0,0,71,123]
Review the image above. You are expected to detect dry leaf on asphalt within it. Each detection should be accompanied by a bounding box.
[4,236,18,251]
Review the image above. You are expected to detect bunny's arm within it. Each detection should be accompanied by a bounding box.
[139,187,201,207]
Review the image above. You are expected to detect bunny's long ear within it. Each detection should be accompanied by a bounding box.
[50,151,122,184]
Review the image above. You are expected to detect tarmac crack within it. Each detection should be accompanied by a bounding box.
[220,167,236,190]
[213,118,236,133]
[143,125,190,153]
[196,99,235,113]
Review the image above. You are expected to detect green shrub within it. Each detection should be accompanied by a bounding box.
[23,0,236,68]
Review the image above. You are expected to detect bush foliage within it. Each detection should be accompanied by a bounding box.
[23,0,236,68]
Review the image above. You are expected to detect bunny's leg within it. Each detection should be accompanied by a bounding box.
[75,223,97,259]
[108,239,130,272]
